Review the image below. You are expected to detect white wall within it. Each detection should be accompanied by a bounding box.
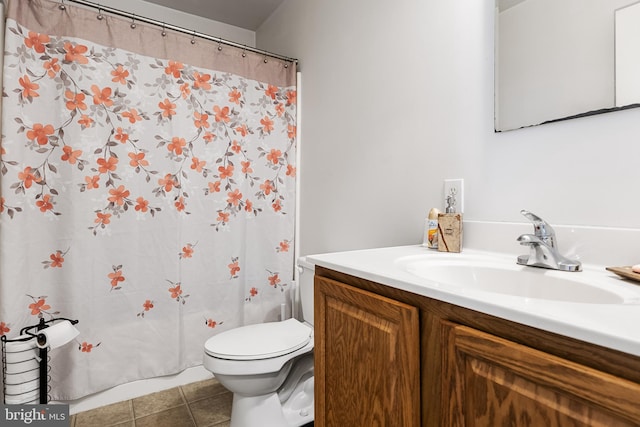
[257,0,640,258]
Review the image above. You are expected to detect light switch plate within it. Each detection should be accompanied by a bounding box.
[443,179,464,213]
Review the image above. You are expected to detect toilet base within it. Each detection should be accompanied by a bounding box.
[230,388,313,427]
[281,374,314,426]
[229,374,314,427]
[230,393,284,427]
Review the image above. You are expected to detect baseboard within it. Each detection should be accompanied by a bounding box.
[54,365,213,415]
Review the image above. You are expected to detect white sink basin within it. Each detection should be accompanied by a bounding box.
[396,254,639,304]
[309,245,640,356]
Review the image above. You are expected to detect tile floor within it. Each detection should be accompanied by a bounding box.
[70,378,232,427]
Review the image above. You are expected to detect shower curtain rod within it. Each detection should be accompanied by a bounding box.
[59,0,298,64]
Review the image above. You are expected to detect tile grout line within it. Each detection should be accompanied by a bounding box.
[128,399,135,425]
[130,394,139,422]
[179,385,199,426]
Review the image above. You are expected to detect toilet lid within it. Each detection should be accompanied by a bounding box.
[204,318,312,361]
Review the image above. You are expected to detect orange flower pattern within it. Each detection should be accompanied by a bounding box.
[79,341,101,352]
[245,287,259,302]
[17,167,41,190]
[228,258,241,279]
[108,265,125,291]
[167,280,190,304]
[26,123,54,146]
[205,318,224,329]
[44,58,61,78]
[266,270,285,292]
[277,240,291,253]
[25,31,50,54]
[0,322,10,336]
[19,75,39,100]
[0,17,296,397]
[64,42,89,64]
[137,300,155,318]
[4,27,296,227]
[179,242,196,259]
[36,194,55,213]
[61,145,83,165]
[42,248,69,269]
[26,295,56,318]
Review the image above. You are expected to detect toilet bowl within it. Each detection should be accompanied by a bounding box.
[203,258,315,427]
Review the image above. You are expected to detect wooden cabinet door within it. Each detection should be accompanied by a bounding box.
[442,321,640,427]
[315,276,420,427]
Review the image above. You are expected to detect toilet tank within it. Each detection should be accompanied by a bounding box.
[296,257,315,326]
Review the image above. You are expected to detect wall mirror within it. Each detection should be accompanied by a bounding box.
[495,0,640,132]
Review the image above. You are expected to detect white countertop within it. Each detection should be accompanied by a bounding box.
[307,245,640,357]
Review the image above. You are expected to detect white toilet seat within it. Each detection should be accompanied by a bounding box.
[203,319,314,376]
[205,318,312,360]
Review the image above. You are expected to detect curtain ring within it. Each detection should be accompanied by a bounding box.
[242,45,247,58]
[59,0,66,10]
[263,55,268,64]
[217,38,223,51]
[284,62,289,69]
[161,23,167,37]
[130,16,137,29]
[97,8,104,20]
[191,31,196,44]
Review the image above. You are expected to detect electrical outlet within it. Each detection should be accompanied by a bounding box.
[443,179,464,213]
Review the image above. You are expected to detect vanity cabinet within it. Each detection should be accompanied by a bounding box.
[314,266,640,427]
[314,276,420,427]
[442,322,640,426]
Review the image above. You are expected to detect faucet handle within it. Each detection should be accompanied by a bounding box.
[520,209,556,248]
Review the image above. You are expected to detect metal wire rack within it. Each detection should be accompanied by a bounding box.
[1,317,78,404]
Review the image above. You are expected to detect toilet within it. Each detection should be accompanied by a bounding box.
[203,258,315,427]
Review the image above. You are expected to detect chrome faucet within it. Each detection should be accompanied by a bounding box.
[516,210,582,272]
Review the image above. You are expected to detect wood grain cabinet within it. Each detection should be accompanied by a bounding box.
[314,275,420,427]
[314,266,640,427]
[442,321,640,426]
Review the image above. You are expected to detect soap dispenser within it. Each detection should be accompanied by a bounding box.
[438,189,463,253]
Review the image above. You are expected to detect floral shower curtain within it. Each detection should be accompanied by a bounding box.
[0,0,297,400]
